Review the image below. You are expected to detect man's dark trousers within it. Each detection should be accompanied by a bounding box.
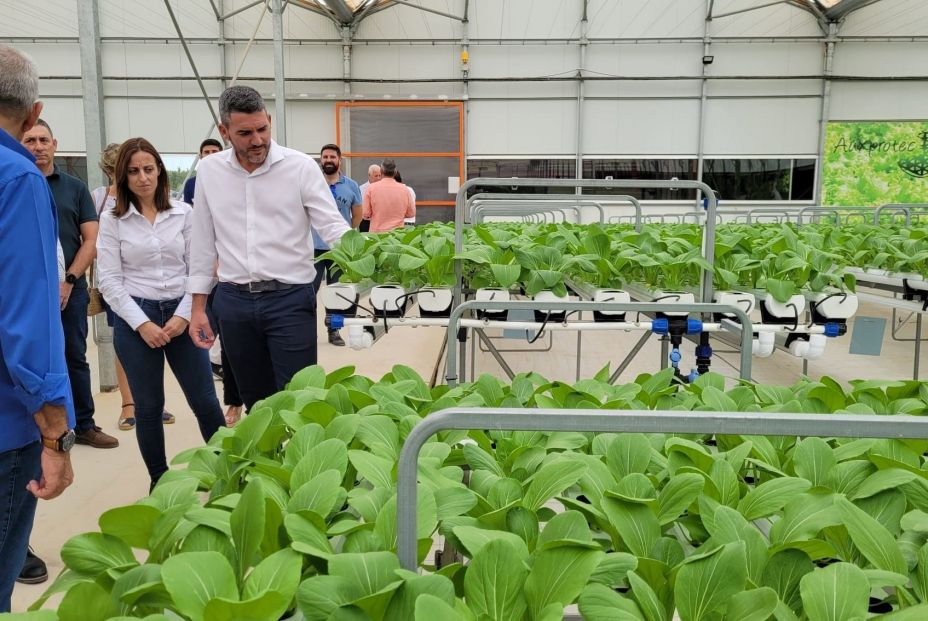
[0,441,41,612]
[211,283,317,410]
[62,286,95,432]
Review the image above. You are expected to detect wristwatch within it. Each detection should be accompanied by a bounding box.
[42,429,76,453]
[64,272,78,285]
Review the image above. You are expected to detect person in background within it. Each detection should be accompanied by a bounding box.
[91,143,175,431]
[357,164,381,233]
[96,138,225,492]
[21,119,119,450]
[394,169,416,226]
[0,43,75,612]
[362,158,414,233]
[313,143,362,347]
[187,86,350,410]
[182,138,223,206]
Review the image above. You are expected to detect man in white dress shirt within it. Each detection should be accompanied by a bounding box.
[186,86,350,409]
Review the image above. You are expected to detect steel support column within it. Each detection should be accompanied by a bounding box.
[814,22,838,205]
[271,0,288,145]
[575,0,588,187]
[77,0,116,391]
[696,0,713,206]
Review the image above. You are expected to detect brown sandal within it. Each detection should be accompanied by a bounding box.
[118,403,136,431]
[225,405,243,427]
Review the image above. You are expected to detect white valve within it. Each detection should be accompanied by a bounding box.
[347,324,373,350]
[752,332,775,357]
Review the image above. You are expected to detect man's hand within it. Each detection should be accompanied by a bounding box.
[138,321,171,348]
[59,281,73,311]
[164,315,189,340]
[28,448,74,500]
[188,308,215,349]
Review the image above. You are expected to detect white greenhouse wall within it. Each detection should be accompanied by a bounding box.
[0,0,924,177]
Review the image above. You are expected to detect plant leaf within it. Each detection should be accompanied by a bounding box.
[674,541,747,621]
[799,562,869,621]
[161,551,239,621]
[463,539,529,621]
[737,477,812,521]
[835,496,907,573]
[522,459,588,512]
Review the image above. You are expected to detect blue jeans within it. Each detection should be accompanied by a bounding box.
[62,286,95,432]
[212,283,317,410]
[0,441,41,612]
[113,297,224,486]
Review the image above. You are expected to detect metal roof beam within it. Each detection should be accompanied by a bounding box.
[822,0,882,20]
[324,0,357,23]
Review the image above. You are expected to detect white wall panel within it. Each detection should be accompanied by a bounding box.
[840,0,928,37]
[703,98,820,155]
[40,98,86,153]
[586,0,704,39]
[99,0,216,39]
[355,0,461,40]
[0,1,77,37]
[711,42,822,76]
[286,101,338,153]
[830,82,928,121]
[105,98,217,153]
[468,45,578,78]
[709,1,822,38]
[352,44,459,79]
[833,42,928,77]
[470,0,583,40]
[468,100,576,155]
[582,99,700,155]
[101,43,223,79]
[586,43,703,77]
[13,42,82,76]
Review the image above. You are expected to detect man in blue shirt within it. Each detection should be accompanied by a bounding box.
[182,138,223,205]
[313,143,361,346]
[0,44,76,612]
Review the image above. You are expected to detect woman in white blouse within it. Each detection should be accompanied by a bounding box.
[96,138,224,491]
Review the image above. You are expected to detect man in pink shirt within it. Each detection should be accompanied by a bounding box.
[362,159,414,232]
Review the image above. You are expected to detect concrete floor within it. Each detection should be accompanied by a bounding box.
[10,289,922,612]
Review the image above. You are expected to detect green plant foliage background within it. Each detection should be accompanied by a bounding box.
[824,121,928,206]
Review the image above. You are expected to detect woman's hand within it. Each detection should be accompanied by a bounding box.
[138,321,171,348]
[164,316,190,340]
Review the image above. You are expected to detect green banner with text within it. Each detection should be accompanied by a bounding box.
[824,121,928,206]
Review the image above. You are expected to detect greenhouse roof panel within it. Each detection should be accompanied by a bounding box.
[794,0,884,20]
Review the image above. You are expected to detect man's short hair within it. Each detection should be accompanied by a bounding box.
[0,44,39,120]
[218,86,266,126]
[368,164,381,174]
[200,138,222,153]
[320,143,341,157]
[381,159,397,177]
[34,118,52,137]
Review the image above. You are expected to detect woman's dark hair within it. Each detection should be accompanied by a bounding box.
[113,137,171,217]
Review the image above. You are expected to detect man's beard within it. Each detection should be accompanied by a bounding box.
[237,144,268,166]
[322,163,338,175]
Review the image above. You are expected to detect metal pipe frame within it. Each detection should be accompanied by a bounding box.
[444,300,752,387]
[453,179,720,319]
[397,406,928,569]
[465,193,641,229]
[471,204,584,224]
[271,0,288,145]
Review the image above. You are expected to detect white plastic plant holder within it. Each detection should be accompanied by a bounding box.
[809,292,859,320]
[593,288,630,312]
[713,291,756,317]
[321,282,364,316]
[370,284,408,317]
[762,292,806,319]
[653,291,695,317]
[752,331,775,357]
[417,287,453,317]
[866,267,888,276]
[474,287,510,319]
[533,290,570,322]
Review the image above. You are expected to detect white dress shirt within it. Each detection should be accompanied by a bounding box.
[96,199,194,330]
[187,140,351,294]
[404,185,416,224]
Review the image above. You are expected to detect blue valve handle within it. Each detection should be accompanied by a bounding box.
[330,314,345,329]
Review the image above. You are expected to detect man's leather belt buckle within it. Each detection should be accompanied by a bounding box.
[238,280,293,294]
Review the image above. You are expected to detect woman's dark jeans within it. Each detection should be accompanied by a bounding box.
[114,297,224,487]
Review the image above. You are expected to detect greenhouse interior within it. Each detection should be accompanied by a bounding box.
[2,0,928,619]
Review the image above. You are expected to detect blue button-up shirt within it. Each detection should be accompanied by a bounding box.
[312,173,361,251]
[0,128,74,452]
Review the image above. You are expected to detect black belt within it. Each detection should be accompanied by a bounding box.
[227,280,301,294]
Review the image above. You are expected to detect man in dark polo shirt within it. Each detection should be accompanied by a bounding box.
[21,119,118,451]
